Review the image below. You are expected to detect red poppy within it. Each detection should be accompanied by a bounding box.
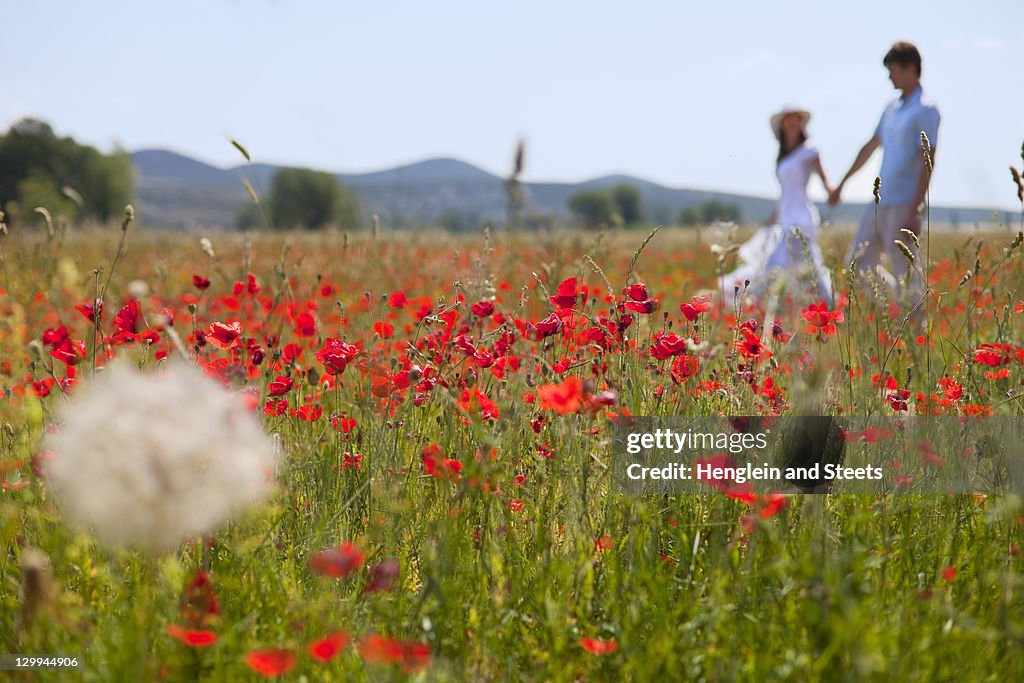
[113,301,142,340]
[471,300,495,317]
[670,355,699,384]
[32,378,56,397]
[133,328,159,346]
[695,454,737,491]
[918,440,945,468]
[245,649,296,677]
[421,444,461,479]
[309,542,365,578]
[872,373,900,390]
[295,313,317,337]
[268,376,294,397]
[74,298,103,322]
[972,343,1013,366]
[624,283,649,301]
[473,348,494,368]
[192,274,211,290]
[537,375,583,414]
[509,499,524,512]
[330,415,357,433]
[551,277,587,310]
[359,634,431,673]
[365,559,400,593]
[315,338,360,375]
[941,566,957,582]
[165,624,218,648]
[679,293,712,321]
[735,327,771,362]
[295,404,323,422]
[895,473,914,486]
[757,494,788,518]
[650,332,688,359]
[727,491,757,505]
[938,377,962,401]
[42,325,69,346]
[623,297,660,314]
[181,569,219,626]
[529,312,563,340]
[770,320,792,343]
[457,388,500,420]
[802,301,844,335]
[265,399,288,416]
[886,389,911,412]
[580,637,618,655]
[50,338,87,366]
[308,632,351,663]
[283,343,303,362]
[205,321,242,349]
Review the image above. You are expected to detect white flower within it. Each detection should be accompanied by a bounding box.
[43,360,277,553]
[127,280,150,300]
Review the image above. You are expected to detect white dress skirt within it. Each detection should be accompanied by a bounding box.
[720,143,833,304]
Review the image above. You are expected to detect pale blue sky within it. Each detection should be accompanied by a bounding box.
[3,1,1022,209]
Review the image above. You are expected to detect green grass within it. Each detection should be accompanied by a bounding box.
[1,224,1023,681]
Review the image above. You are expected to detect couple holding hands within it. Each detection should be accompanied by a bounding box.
[720,41,940,306]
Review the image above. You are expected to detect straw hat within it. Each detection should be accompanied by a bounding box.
[770,106,811,140]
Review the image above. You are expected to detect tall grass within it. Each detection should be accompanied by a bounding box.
[0,216,1022,681]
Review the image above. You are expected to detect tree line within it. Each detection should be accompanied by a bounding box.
[0,118,134,227]
[0,118,361,231]
[567,183,741,229]
[1,118,741,231]
[235,167,360,231]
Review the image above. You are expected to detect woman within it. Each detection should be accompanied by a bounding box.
[720,106,835,304]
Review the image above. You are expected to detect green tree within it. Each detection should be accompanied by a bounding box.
[268,167,360,230]
[701,200,741,224]
[678,200,741,226]
[235,202,263,230]
[611,183,645,226]
[568,189,616,229]
[0,118,134,226]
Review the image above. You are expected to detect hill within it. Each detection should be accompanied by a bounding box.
[130,149,1015,231]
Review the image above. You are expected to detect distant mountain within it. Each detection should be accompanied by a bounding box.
[134,149,239,188]
[130,149,1014,231]
[339,157,499,185]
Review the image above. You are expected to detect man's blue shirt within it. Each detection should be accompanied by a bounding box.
[874,86,940,207]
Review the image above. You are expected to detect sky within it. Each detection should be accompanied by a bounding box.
[3,1,1022,210]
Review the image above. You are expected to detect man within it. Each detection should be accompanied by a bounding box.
[829,41,940,293]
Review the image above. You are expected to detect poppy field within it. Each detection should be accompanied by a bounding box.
[2,214,1024,681]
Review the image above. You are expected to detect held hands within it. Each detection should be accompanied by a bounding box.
[828,184,843,206]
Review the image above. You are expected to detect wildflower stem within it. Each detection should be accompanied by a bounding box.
[91,269,101,378]
[99,206,133,304]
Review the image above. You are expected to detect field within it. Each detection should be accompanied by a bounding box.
[2,217,1024,681]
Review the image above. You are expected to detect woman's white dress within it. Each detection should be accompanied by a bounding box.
[720,143,833,303]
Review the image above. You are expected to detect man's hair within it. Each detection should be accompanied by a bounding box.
[883,41,922,76]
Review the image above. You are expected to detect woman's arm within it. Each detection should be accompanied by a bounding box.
[812,154,835,197]
[829,136,880,205]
